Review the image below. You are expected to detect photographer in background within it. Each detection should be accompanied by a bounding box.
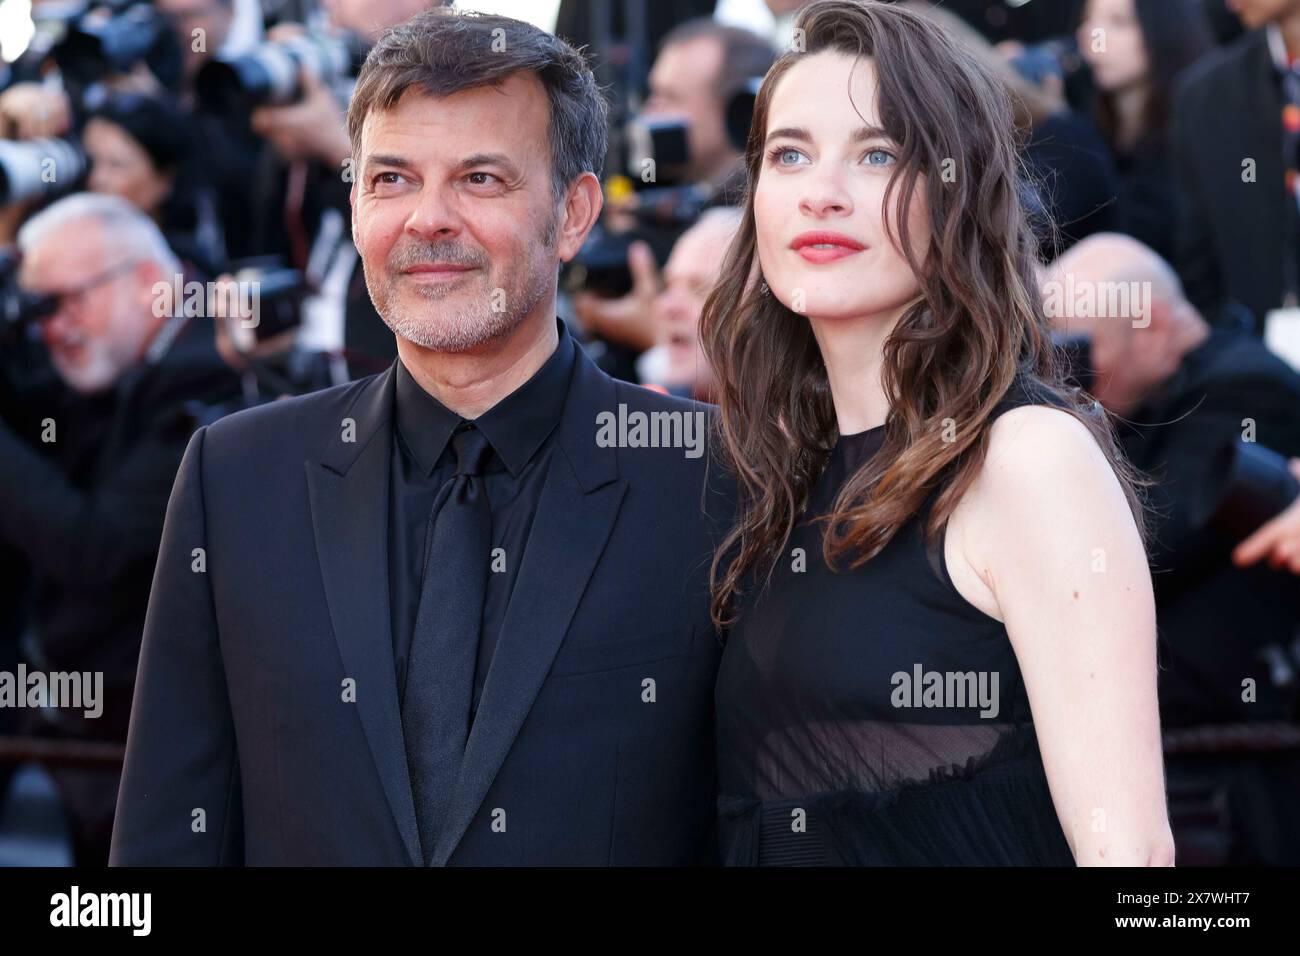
[227,0,443,377]
[571,19,775,371]
[1045,233,1300,865]
[1077,0,1213,263]
[0,193,238,865]
[83,90,225,278]
[154,0,240,88]
[154,0,269,262]
[0,0,258,265]
[637,206,741,401]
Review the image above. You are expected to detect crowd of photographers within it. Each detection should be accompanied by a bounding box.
[0,0,1297,866]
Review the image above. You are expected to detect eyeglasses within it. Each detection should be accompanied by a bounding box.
[21,258,144,324]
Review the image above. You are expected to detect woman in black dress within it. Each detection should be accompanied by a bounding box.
[700,0,1174,866]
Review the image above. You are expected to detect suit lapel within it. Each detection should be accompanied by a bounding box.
[305,364,422,866]
[431,343,627,865]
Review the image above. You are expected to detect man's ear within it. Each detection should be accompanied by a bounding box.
[555,171,604,263]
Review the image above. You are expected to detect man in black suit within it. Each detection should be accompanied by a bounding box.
[0,192,239,864]
[110,9,728,866]
[1171,0,1300,330]
[1045,233,1300,864]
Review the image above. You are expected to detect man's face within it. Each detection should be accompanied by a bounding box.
[1041,255,1171,414]
[655,214,735,389]
[20,223,152,393]
[351,74,564,353]
[644,36,732,183]
[1227,0,1300,29]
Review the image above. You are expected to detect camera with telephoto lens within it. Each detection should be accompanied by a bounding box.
[569,78,764,298]
[51,0,182,89]
[625,116,691,187]
[196,30,367,113]
[216,258,307,352]
[0,137,88,206]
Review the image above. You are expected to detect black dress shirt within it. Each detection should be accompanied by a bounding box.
[388,327,576,719]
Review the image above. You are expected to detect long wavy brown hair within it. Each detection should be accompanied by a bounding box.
[701,0,1147,630]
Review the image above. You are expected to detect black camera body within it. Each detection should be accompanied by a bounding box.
[52,0,182,90]
[0,250,58,344]
[218,258,307,351]
[1196,439,1300,543]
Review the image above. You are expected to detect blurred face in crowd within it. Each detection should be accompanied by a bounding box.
[84,119,173,219]
[655,210,738,390]
[156,0,233,81]
[352,72,587,353]
[1079,0,1148,93]
[754,51,929,325]
[1227,0,1300,30]
[324,0,434,37]
[644,36,736,184]
[19,222,162,393]
[1043,236,1188,415]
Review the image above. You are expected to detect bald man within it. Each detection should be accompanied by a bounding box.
[638,207,741,401]
[1045,233,1300,865]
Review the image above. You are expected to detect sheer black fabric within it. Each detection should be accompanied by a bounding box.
[715,379,1079,866]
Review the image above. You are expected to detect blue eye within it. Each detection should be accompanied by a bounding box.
[767,146,807,166]
[864,148,896,167]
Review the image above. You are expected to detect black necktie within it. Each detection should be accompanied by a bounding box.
[402,422,493,864]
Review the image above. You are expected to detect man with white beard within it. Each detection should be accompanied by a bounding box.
[0,192,238,864]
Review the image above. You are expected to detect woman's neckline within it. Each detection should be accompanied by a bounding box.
[837,423,886,441]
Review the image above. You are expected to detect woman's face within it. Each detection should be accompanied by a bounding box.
[84,118,172,217]
[1078,0,1149,93]
[753,51,928,325]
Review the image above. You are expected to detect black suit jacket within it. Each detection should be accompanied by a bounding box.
[0,315,239,694]
[110,326,731,865]
[1119,329,1300,724]
[1172,29,1291,330]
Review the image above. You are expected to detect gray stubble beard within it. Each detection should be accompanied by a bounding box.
[367,211,560,354]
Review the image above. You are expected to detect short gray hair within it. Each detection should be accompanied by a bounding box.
[17,192,181,275]
[348,8,608,203]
